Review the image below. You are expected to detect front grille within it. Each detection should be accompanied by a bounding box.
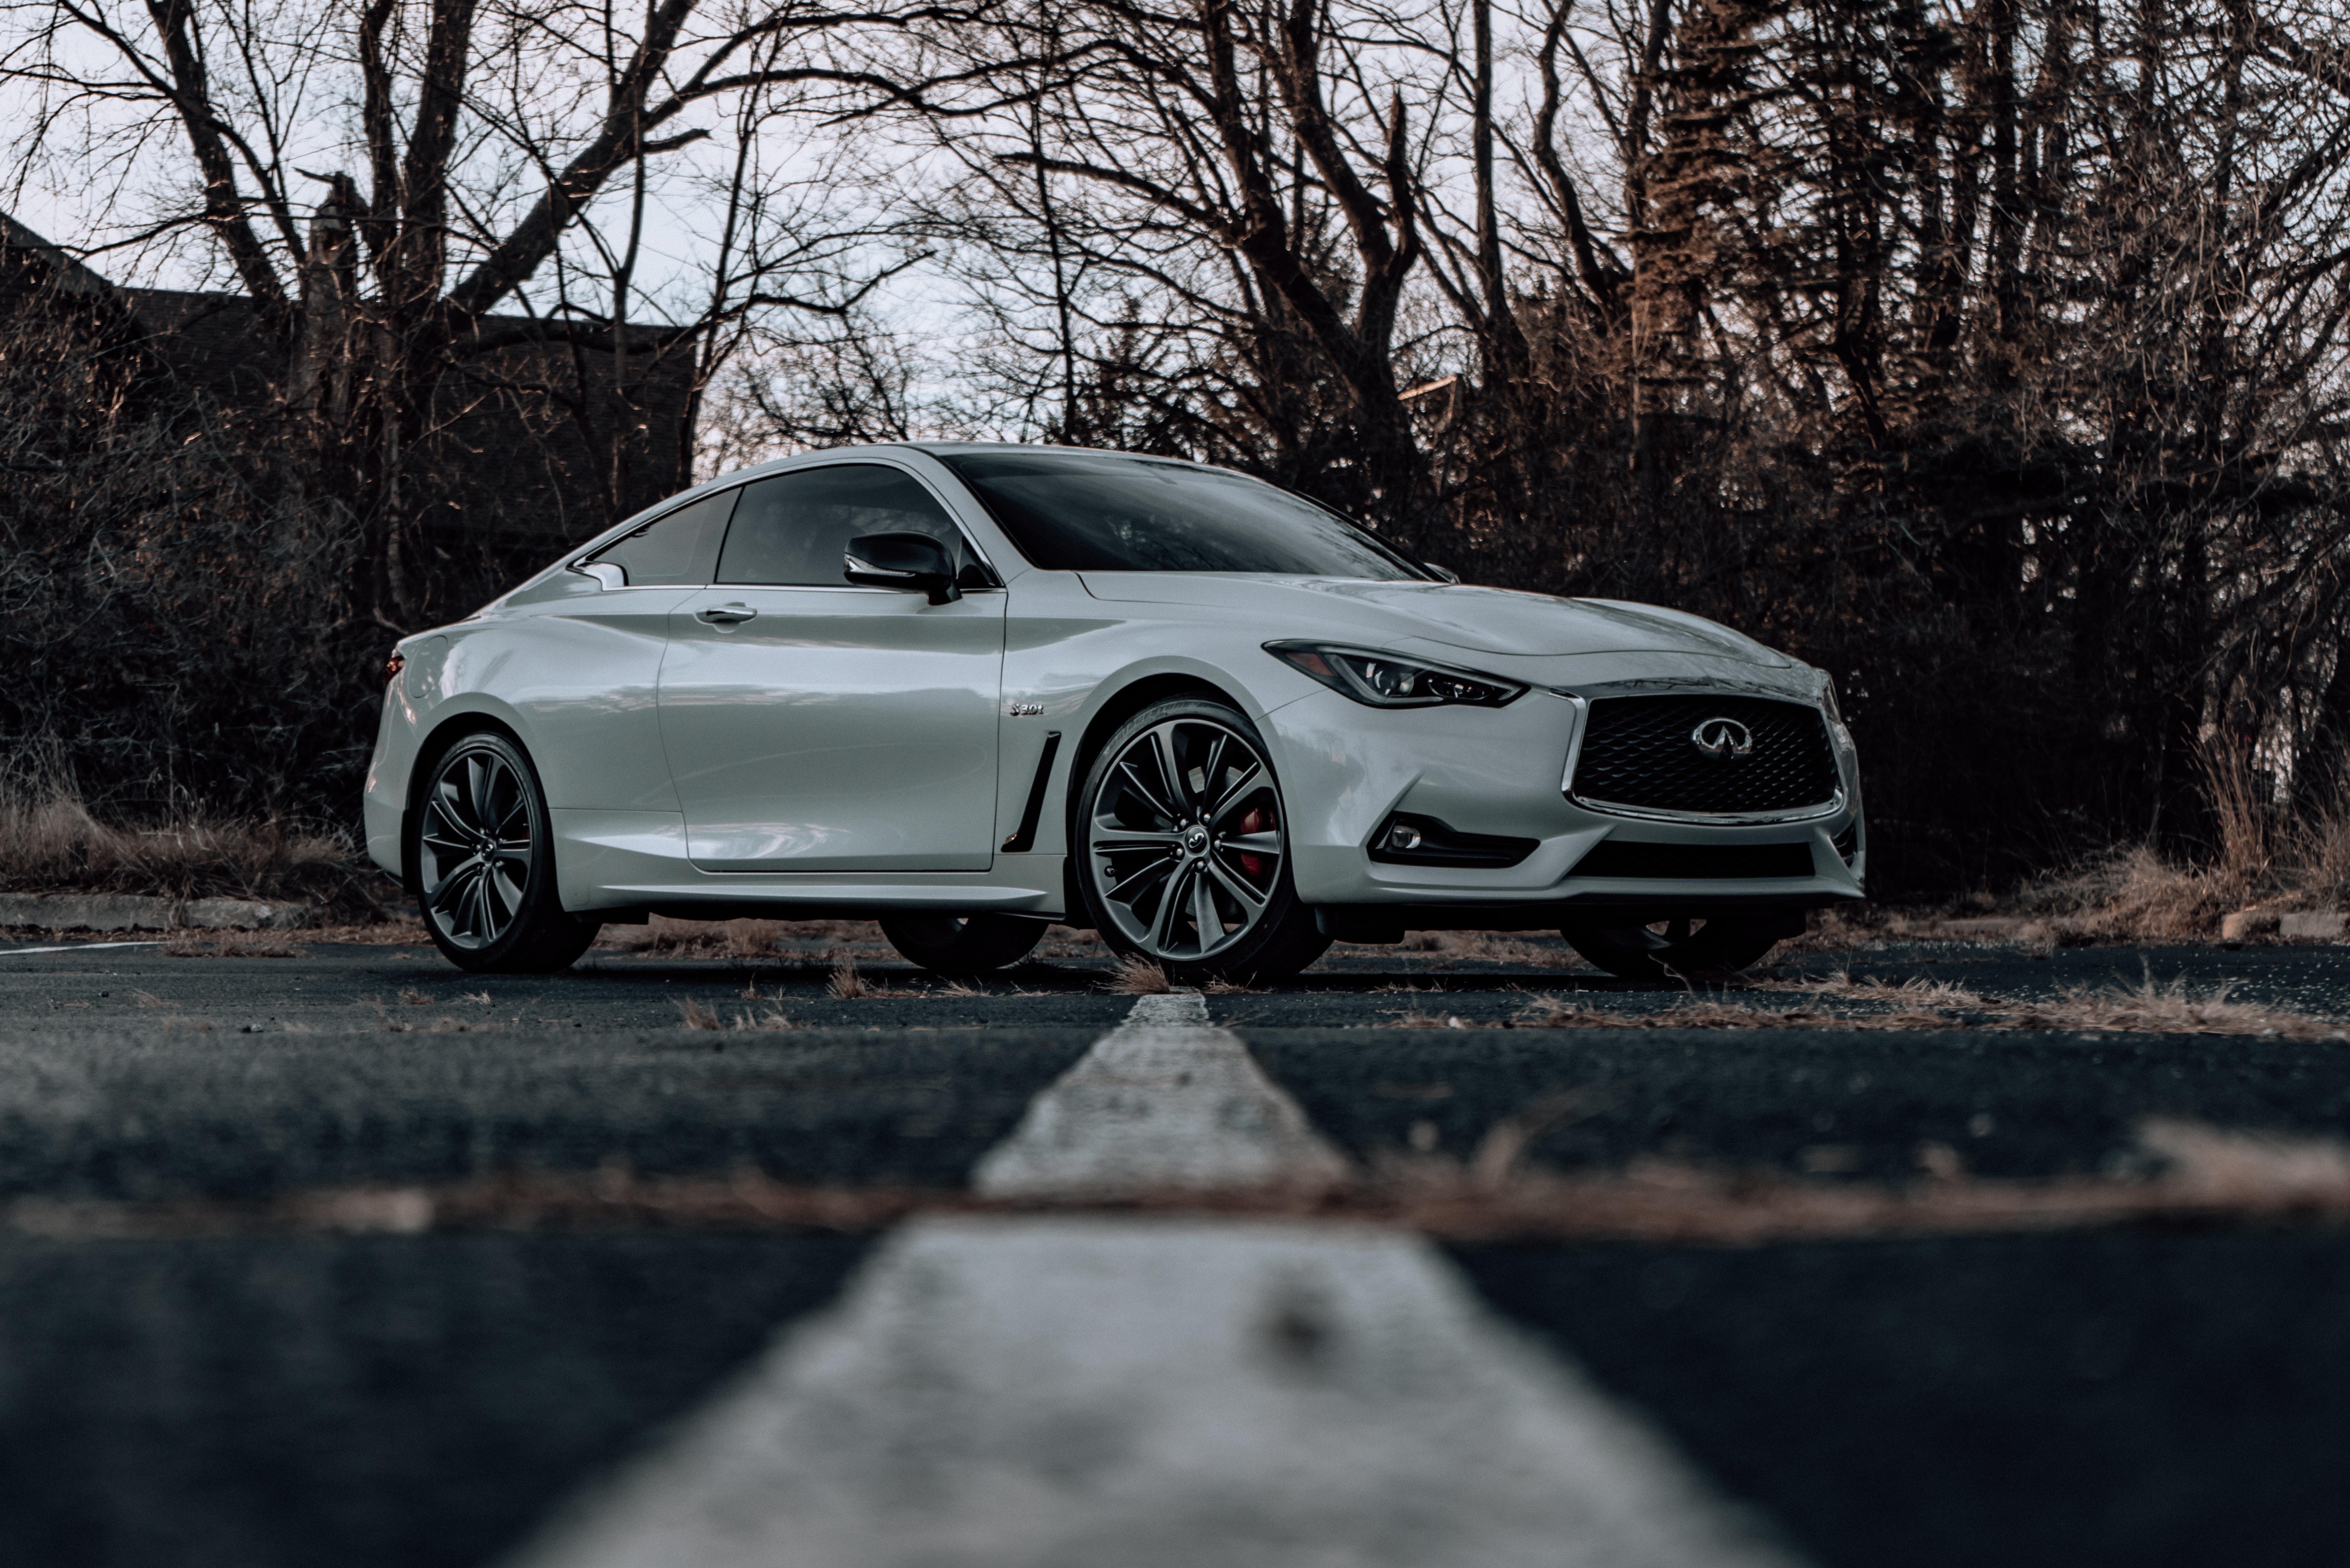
[1571,839,1817,879]
[1572,695,1839,816]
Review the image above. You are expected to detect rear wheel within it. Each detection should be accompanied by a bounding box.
[1076,697,1328,986]
[1563,914,1787,982]
[878,913,1045,976]
[409,731,600,973]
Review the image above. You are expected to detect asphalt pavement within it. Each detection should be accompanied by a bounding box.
[0,930,2345,1565]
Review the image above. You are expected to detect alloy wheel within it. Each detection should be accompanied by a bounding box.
[1087,717,1285,963]
[418,746,536,950]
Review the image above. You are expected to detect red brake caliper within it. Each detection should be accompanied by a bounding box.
[1235,806,1265,879]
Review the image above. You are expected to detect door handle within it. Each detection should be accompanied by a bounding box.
[696,604,758,626]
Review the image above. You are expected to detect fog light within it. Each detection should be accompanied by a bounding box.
[1369,812,1539,868]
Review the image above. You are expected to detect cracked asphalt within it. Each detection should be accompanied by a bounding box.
[1,930,2347,1565]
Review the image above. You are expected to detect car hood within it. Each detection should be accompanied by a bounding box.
[1074,574,1793,666]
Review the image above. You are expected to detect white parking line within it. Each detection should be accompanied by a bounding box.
[507,992,1806,1568]
[0,941,162,957]
[972,989,1350,1198]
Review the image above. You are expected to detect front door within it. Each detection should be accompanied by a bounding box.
[657,462,1006,872]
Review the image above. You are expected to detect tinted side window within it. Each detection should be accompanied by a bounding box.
[717,465,970,587]
[589,488,736,585]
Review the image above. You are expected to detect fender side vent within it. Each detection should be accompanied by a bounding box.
[1571,839,1817,880]
[1002,731,1061,853]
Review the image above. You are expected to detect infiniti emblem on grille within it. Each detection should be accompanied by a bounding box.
[1691,717,1755,760]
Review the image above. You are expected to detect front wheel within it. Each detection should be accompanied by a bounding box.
[878,913,1045,976]
[1075,697,1328,986]
[409,731,600,973]
[1563,914,1788,982]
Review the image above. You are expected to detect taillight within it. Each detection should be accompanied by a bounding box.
[384,651,405,687]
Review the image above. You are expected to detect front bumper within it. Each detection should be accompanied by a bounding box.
[1265,679,1865,916]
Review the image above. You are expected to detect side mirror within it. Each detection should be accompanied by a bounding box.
[845,532,962,604]
[571,561,627,590]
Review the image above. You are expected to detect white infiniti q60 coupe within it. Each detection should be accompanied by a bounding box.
[365,443,1865,982]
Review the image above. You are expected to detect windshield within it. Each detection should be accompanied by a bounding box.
[940,450,1429,578]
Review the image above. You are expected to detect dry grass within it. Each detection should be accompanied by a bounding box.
[1768,972,1991,1008]
[0,786,381,910]
[373,1013,490,1034]
[599,914,794,959]
[593,916,987,986]
[1387,1008,1476,1028]
[2005,845,2242,944]
[827,957,870,999]
[1033,927,1113,961]
[1329,1118,2350,1244]
[1507,995,1850,1031]
[2019,973,2345,1038]
[162,929,301,958]
[1389,931,1589,967]
[16,1117,2350,1245]
[678,996,801,1030]
[1502,967,2350,1039]
[294,920,430,946]
[1105,955,1171,994]
[1768,906,1887,955]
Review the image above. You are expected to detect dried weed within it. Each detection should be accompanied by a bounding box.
[0,786,366,906]
[162,929,301,958]
[1105,955,1171,994]
[726,1006,801,1031]
[2019,971,2345,1038]
[17,1119,2350,1246]
[1521,965,2348,1039]
[1509,995,1839,1031]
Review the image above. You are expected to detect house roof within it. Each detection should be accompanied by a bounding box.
[0,212,117,298]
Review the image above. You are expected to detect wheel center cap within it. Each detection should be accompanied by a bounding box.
[1182,826,1210,856]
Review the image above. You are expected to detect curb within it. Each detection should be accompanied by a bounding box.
[0,893,312,933]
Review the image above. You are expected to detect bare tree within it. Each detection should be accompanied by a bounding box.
[1,0,995,622]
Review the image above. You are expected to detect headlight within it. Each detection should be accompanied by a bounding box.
[1816,669,1845,724]
[1265,642,1526,708]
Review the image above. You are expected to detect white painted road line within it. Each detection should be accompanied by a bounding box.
[0,942,163,957]
[972,989,1351,1198]
[510,1217,1801,1568]
[506,991,1808,1568]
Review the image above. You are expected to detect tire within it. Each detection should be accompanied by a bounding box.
[1562,914,1788,982]
[408,730,601,974]
[879,913,1045,976]
[1075,696,1329,987]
